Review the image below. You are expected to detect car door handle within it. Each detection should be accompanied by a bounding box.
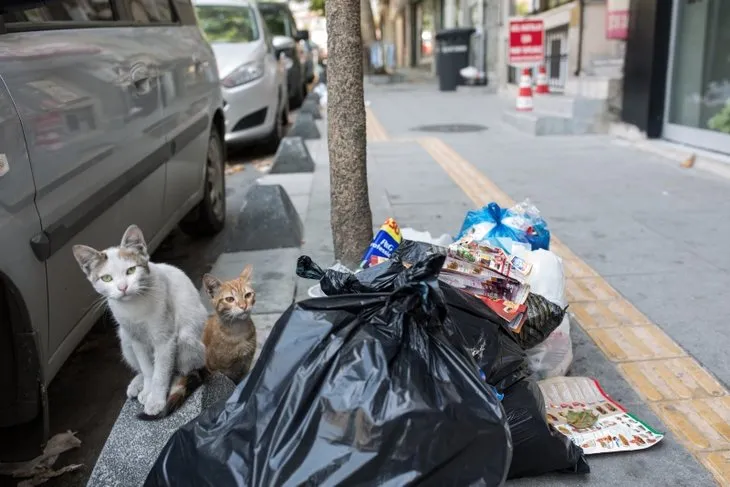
[192,56,205,73]
[130,64,152,95]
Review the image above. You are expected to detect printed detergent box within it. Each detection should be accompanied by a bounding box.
[361,218,402,268]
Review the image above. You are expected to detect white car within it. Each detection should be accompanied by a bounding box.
[194,0,289,149]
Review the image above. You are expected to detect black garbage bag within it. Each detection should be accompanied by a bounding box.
[392,239,447,266]
[297,253,528,391]
[440,284,528,392]
[296,255,406,295]
[503,380,589,480]
[147,255,512,487]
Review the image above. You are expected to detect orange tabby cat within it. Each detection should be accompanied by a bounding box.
[202,265,257,383]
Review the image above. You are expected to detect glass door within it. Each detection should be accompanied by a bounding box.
[664,0,730,154]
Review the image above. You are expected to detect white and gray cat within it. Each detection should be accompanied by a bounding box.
[73,225,208,420]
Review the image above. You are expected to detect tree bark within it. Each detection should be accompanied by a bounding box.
[327,0,375,267]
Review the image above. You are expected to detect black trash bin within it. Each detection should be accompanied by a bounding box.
[435,27,475,91]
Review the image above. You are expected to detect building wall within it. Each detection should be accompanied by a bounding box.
[496,0,625,89]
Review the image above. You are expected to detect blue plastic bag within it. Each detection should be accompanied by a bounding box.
[456,201,551,251]
[456,202,528,243]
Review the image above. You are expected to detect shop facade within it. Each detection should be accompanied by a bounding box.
[622,0,730,155]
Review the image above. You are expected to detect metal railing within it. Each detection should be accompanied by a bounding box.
[544,52,568,91]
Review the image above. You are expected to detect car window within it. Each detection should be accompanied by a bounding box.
[122,0,175,23]
[195,5,260,43]
[259,7,290,37]
[3,0,115,22]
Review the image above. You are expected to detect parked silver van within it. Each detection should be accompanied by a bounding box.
[0,0,226,429]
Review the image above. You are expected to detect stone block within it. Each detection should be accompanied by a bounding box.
[288,112,320,139]
[234,183,303,251]
[270,136,315,174]
[299,99,322,120]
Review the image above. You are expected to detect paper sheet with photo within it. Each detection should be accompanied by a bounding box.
[538,376,664,455]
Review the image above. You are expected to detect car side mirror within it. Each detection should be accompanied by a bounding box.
[295,30,310,42]
[272,35,296,51]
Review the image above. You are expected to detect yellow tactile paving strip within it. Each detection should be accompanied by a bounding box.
[365,107,389,142]
[364,116,729,485]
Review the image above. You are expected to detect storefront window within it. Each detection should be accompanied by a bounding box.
[668,0,730,137]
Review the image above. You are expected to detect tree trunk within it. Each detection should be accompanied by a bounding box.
[328,0,375,267]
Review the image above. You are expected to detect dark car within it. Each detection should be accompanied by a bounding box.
[257,1,309,109]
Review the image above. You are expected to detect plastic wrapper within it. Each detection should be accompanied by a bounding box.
[515,293,566,349]
[504,379,589,479]
[146,255,512,487]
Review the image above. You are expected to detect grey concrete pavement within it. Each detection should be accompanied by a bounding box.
[358,83,723,485]
[365,83,730,388]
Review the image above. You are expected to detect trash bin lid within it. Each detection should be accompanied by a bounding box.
[435,27,476,41]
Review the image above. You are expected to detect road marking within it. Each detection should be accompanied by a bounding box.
[365,109,730,485]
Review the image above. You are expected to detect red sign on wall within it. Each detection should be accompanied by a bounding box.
[508,19,545,65]
[606,0,629,39]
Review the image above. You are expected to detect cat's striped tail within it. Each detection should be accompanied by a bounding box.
[137,368,209,421]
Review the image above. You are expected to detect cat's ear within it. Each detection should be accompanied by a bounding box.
[202,274,222,298]
[73,245,106,275]
[121,224,147,254]
[239,265,253,282]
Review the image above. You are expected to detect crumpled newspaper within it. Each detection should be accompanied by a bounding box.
[0,431,83,486]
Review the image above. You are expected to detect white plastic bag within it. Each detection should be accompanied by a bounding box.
[512,248,572,379]
[401,227,453,247]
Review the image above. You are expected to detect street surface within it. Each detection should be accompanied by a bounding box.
[3,83,730,486]
[362,82,730,485]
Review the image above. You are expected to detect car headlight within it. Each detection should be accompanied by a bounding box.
[221,61,264,88]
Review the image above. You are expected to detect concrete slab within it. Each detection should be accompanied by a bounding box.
[257,172,314,198]
[201,249,299,315]
[86,373,235,487]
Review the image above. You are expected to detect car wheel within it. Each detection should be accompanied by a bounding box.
[179,129,226,236]
[289,79,304,109]
[264,98,285,152]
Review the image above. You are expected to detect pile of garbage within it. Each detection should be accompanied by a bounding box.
[145,199,664,486]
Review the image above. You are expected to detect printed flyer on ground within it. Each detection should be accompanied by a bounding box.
[538,376,664,455]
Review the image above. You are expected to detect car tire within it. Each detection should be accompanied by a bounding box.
[264,97,286,152]
[179,129,226,237]
[289,79,304,110]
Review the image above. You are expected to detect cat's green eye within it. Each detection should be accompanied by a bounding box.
[101,275,113,283]
[126,266,136,275]
[225,296,235,303]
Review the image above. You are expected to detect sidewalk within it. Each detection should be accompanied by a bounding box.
[248,83,729,484]
[352,83,729,485]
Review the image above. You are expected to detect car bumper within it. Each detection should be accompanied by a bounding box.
[223,76,278,144]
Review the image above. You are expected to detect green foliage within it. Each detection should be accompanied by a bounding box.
[309,0,325,15]
[196,5,258,43]
[707,100,730,134]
